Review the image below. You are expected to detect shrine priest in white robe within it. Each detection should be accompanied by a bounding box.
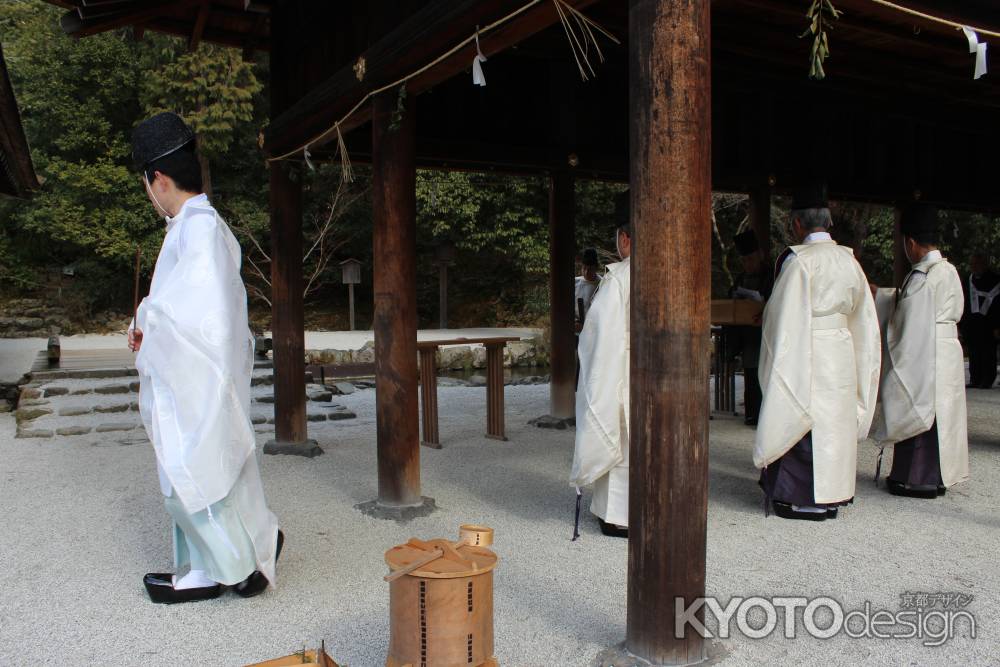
[128,112,282,604]
[872,203,969,498]
[570,193,631,538]
[754,182,881,521]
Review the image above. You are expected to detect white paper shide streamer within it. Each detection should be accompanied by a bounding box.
[472,27,487,87]
[962,26,988,80]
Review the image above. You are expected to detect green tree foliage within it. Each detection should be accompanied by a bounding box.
[140,41,262,195]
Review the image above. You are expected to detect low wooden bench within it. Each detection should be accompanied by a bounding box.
[416,336,520,448]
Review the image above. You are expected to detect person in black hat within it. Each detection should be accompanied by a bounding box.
[871,204,969,498]
[960,252,1000,388]
[754,180,881,521]
[728,229,772,425]
[128,112,283,604]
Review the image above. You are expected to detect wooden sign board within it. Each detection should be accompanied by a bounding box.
[711,299,763,325]
[340,258,362,285]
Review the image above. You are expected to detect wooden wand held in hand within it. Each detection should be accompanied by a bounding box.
[131,246,142,352]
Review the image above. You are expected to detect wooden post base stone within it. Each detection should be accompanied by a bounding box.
[527,415,576,430]
[355,496,436,522]
[593,642,726,667]
[263,438,323,458]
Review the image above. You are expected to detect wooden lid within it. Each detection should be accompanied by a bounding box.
[385,538,498,579]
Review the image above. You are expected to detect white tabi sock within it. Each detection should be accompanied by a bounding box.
[173,569,217,590]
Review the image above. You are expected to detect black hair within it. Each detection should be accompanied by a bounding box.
[143,142,203,194]
[905,232,938,247]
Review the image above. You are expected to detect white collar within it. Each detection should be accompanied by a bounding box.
[166,193,209,230]
[912,250,943,274]
[804,232,833,244]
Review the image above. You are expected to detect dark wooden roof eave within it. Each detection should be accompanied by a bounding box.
[0,44,39,199]
[264,0,601,159]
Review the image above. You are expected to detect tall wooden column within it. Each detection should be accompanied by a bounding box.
[549,171,576,420]
[749,184,771,263]
[361,90,431,518]
[263,163,320,458]
[627,0,711,664]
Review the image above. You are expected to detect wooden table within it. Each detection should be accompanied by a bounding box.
[416,336,520,448]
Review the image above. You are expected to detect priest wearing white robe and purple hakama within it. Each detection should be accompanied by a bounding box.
[570,194,631,538]
[128,112,282,604]
[754,182,881,521]
[872,203,969,498]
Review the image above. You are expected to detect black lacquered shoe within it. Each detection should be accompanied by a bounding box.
[826,508,839,519]
[772,501,828,521]
[886,478,938,499]
[598,518,629,539]
[235,529,284,599]
[143,573,221,604]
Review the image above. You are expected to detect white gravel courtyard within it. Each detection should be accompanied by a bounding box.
[1,381,997,666]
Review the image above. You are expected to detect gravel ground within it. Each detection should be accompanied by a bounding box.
[0,382,997,666]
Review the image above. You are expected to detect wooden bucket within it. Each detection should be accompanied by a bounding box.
[385,530,499,667]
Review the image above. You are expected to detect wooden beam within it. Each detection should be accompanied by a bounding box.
[749,184,772,263]
[372,90,422,507]
[265,0,602,156]
[548,171,576,419]
[59,0,203,38]
[188,0,211,52]
[627,0,711,664]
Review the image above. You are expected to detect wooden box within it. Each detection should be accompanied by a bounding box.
[245,648,339,667]
[711,299,763,325]
[385,531,499,667]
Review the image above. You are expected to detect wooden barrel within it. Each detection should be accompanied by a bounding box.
[385,536,499,667]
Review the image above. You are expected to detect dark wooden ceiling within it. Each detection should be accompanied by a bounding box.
[40,0,1000,209]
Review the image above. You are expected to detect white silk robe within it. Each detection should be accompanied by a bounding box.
[135,194,279,585]
[873,251,969,487]
[570,257,630,526]
[754,239,881,504]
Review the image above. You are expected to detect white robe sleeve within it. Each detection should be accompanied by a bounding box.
[753,255,813,469]
[873,274,937,444]
[570,266,627,487]
[848,266,882,442]
[136,211,256,515]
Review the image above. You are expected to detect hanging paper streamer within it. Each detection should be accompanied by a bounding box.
[303,144,316,172]
[962,26,988,80]
[472,27,487,87]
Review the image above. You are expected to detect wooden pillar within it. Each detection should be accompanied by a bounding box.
[749,184,771,263]
[893,206,908,287]
[438,262,449,329]
[627,0,711,664]
[263,163,320,457]
[372,90,423,508]
[548,171,576,420]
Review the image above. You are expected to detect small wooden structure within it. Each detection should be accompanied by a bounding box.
[417,337,519,448]
[340,258,363,331]
[384,526,499,667]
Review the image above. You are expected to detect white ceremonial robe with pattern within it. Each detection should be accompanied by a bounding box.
[570,258,630,526]
[873,251,969,487]
[135,194,279,585]
[754,239,881,504]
